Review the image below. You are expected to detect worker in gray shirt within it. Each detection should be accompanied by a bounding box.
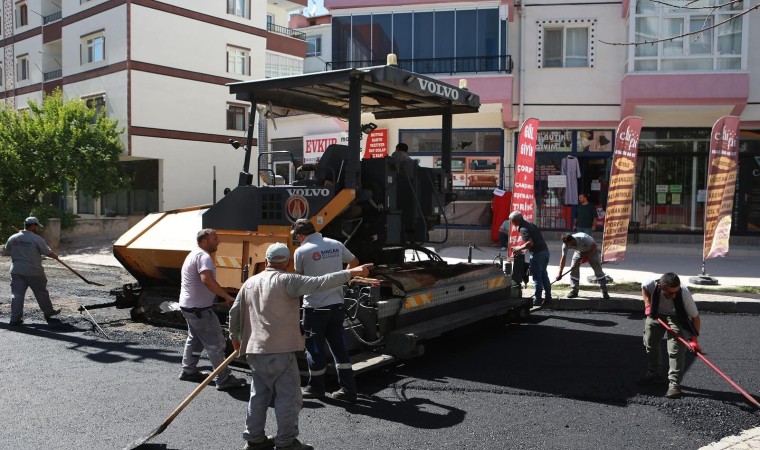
[229,243,370,450]
[2,217,62,325]
[556,232,609,300]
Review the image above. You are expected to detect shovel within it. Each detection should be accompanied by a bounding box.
[657,318,759,408]
[124,350,241,449]
[57,259,105,286]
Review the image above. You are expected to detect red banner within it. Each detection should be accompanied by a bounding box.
[601,116,643,263]
[703,116,740,261]
[509,118,539,249]
[363,129,388,159]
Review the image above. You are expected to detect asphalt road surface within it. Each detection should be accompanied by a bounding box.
[1,258,758,450]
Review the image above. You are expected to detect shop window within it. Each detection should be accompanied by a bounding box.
[101,159,159,216]
[538,20,594,68]
[401,128,503,226]
[77,190,95,215]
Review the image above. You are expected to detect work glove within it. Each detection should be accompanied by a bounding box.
[581,256,589,264]
[644,305,651,316]
[688,337,701,353]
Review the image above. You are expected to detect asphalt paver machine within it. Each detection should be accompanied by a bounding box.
[111,59,530,371]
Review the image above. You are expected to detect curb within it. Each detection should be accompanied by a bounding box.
[537,295,760,315]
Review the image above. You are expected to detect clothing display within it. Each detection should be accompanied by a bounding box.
[561,156,581,205]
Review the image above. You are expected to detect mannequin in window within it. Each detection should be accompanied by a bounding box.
[561,155,581,205]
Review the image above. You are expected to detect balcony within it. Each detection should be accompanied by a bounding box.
[43,69,62,81]
[266,23,306,40]
[326,55,514,75]
[43,10,61,24]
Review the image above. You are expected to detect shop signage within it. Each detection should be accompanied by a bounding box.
[303,129,388,164]
[601,116,643,263]
[362,129,388,159]
[703,115,740,261]
[536,130,571,152]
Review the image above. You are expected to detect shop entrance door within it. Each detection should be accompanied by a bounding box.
[736,154,760,234]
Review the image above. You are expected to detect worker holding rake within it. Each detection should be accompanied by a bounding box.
[639,272,701,399]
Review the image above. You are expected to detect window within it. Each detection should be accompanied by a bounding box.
[227,0,249,19]
[306,36,321,57]
[82,32,105,64]
[227,46,250,75]
[330,9,511,74]
[84,95,106,122]
[17,2,28,27]
[632,0,745,71]
[227,104,246,131]
[265,52,303,78]
[539,22,592,68]
[16,55,29,81]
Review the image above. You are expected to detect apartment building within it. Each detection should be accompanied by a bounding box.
[273,0,759,238]
[0,0,307,215]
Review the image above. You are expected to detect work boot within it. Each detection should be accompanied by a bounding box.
[638,371,667,386]
[566,290,579,299]
[179,369,212,382]
[276,439,313,450]
[44,308,62,319]
[602,292,610,300]
[665,383,683,399]
[301,385,325,399]
[242,436,275,450]
[216,374,248,391]
[330,387,358,403]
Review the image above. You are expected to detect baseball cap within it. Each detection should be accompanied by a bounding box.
[290,219,316,236]
[24,217,43,227]
[265,243,290,263]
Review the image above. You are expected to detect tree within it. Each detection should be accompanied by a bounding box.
[0,89,127,240]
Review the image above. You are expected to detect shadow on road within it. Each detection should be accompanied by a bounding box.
[1,320,181,365]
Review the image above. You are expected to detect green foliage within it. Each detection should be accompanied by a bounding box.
[0,89,126,241]
[28,204,79,230]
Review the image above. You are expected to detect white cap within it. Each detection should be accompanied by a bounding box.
[265,243,290,263]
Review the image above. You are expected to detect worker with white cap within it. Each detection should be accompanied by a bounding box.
[229,242,371,450]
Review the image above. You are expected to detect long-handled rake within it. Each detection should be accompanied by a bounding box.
[657,318,759,408]
[123,350,241,449]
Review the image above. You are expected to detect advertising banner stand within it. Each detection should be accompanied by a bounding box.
[689,116,740,286]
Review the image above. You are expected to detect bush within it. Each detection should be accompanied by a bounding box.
[29,204,79,230]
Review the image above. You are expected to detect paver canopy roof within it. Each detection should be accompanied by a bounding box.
[228,65,481,119]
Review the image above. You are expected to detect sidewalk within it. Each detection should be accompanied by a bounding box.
[433,243,760,314]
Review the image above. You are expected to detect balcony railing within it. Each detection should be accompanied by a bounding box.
[43,69,62,81]
[266,23,306,40]
[326,55,514,75]
[43,11,62,24]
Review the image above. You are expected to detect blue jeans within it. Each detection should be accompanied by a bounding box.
[529,250,552,301]
[302,304,356,394]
